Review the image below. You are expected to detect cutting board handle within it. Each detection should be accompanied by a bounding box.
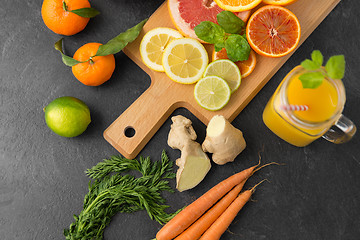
[103,84,177,159]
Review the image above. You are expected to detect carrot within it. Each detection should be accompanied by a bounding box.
[174,181,246,240]
[199,180,267,240]
[156,163,260,240]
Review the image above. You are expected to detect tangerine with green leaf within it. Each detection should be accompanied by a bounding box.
[72,43,116,86]
[41,0,99,36]
[44,96,91,137]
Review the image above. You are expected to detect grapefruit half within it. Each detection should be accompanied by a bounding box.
[168,0,251,43]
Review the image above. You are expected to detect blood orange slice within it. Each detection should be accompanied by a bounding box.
[168,0,251,43]
[246,5,301,58]
[213,48,256,78]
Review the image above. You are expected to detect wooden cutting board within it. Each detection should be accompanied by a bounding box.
[104,0,341,159]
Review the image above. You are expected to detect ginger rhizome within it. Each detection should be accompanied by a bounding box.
[167,115,211,192]
[202,115,246,165]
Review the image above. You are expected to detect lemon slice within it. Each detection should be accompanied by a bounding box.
[203,59,241,93]
[162,38,209,84]
[194,76,231,111]
[140,27,183,72]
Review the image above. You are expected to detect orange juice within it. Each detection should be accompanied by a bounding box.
[287,73,338,123]
[263,66,347,146]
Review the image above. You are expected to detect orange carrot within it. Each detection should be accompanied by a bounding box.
[174,181,246,240]
[199,180,266,240]
[156,163,259,240]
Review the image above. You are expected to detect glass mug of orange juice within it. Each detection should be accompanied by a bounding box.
[263,65,356,147]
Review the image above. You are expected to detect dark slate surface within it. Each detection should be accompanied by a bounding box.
[1,0,360,239]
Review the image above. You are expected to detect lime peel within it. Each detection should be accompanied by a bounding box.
[44,96,91,137]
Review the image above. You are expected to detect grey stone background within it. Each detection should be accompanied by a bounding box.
[1,0,359,239]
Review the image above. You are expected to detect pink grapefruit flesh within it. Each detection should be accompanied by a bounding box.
[168,0,251,43]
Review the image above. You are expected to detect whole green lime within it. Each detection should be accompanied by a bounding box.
[44,96,91,137]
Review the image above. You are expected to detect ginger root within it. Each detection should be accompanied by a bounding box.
[202,115,246,165]
[168,115,211,192]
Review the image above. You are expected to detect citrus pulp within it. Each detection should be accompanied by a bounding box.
[162,38,209,84]
[194,76,231,111]
[262,0,298,6]
[203,59,241,93]
[140,27,183,72]
[168,0,251,42]
[246,5,301,58]
[213,49,257,78]
[213,0,262,12]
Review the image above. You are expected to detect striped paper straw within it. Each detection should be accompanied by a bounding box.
[281,104,309,111]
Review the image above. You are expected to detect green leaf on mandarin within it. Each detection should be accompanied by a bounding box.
[70,7,100,18]
[95,19,148,57]
[54,38,84,67]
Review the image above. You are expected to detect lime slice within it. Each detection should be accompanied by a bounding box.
[203,59,241,93]
[162,38,209,84]
[140,27,183,72]
[194,76,231,111]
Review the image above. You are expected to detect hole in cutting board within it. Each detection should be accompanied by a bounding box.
[124,126,136,138]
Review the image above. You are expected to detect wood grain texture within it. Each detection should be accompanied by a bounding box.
[104,0,341,159]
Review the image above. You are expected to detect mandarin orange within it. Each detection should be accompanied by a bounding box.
[41,0,91,35]
[72,43,115,86]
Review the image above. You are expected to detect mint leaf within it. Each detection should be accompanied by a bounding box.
[311,50,323,66]
[54,38,83,67]
[194,21,225,44]
[70,8,100,18]
[217,11,245,34]
[96,19,147,56]
[214,41,225,52]
[301,59,320,70]
[299,72,325,89]
[325,55,345,79]
[224,34,250,62]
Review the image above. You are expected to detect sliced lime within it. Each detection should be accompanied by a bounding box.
[203,59,241,93]
[194,76,231,111]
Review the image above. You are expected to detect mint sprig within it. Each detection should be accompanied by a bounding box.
[194,11,250,62]
[217,10,245,34]
[299,50,345,89]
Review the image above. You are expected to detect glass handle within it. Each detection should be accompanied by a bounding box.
[322,114,357,144]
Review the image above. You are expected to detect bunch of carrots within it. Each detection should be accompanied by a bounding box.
[156,161,277,240]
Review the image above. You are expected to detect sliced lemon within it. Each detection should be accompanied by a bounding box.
[194,76,231,111]
[203,59,241,93]
[140,27,183,72]
[162,38,209,84]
